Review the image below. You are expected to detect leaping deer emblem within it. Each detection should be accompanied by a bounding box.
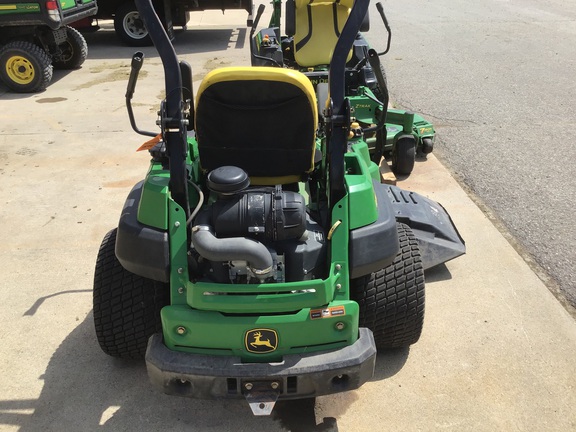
[250,331,275,349]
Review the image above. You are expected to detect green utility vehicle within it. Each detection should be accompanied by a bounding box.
[250,0,435,175]
[93,0,465,416]
[0,0,96,92]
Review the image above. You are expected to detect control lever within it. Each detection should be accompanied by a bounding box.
[376,2,392,56]
[249,4,282,67]
[250,3,266,37]
[126,51,157,137]
[364,49,389,162]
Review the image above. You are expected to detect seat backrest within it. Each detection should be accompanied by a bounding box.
[195,67,318,185]
[290,0,354,67]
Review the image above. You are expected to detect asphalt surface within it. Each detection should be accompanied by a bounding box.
[0,6,576,432]
[377,0,576,310]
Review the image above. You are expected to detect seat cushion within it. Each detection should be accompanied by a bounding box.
[294,0,354,67]
[195,67,318,182]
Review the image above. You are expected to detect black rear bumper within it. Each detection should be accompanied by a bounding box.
[146,328,376,400]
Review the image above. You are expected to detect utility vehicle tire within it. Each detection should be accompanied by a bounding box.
[391,136,416,175]
[52,26,88,70]
[0,41,52,93]
[351,223,425,350]
[93,228,169,359]
[114,2,152,47]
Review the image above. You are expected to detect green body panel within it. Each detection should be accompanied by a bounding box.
[329,195,351,302]
[386,109,435,142]
[59,0,76,10]
[0,3,40,15]
[413,113,435,138]
[344,152,378,230]
[168,198,190,306]
[161,300,358,362]
[349,140,380,181]
[349,87,382,126]
[188,276,337,314]
[137,167,170,229]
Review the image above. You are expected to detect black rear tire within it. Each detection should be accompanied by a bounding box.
[93,229,169,359]
[114,2,152,47]
[52,26,88,70]
[351,223,425,350]
[0,41,52,93]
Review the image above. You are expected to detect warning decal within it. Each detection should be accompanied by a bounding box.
[310,306,346,320]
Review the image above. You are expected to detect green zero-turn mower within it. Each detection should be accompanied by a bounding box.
[250,0,435,175]
[93,0,465,416]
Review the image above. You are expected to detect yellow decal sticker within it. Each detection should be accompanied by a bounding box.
[245,329,278,353]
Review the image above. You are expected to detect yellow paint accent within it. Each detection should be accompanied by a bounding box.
[196,66,317,117]
[5,55,35,85]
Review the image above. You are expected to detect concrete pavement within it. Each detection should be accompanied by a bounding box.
[0,9,575,432]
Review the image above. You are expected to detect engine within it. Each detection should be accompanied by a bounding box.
[190,166,326,284]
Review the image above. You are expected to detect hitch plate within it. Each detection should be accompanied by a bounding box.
[242,380,282,416]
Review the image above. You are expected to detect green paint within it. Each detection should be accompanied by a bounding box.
[138,166,169,229]
[161,301,358,362]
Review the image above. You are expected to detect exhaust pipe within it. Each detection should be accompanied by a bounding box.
[191,212,273,278]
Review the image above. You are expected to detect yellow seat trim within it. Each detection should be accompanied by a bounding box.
[195,67,319,185]
[196,66,318,123]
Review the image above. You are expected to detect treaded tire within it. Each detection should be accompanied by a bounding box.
[351,223,425,350]
[52,26,88,70]
[391,136,416,175]
[93,228,169,359]
[0,41,52,93]
[114,2,152,47]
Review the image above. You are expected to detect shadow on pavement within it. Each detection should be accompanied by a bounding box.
[83,25,247,61]
[0,311,412,431]
[3,313,286,431]
[0,312,384,431]
[424,263,452,283]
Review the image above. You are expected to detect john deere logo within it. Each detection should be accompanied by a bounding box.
[245,329,278,353]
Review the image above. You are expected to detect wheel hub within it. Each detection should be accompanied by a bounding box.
[56,42,73,63]
[6,56,34,84]
[124,12,148,39]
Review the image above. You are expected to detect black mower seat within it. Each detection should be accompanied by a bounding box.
[195,67,318,186]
